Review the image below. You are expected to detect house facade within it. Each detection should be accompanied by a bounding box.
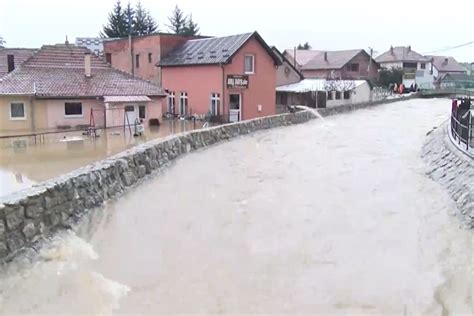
[276,79,371,108]
[272,47,303,87]
[0,44,165,134]
[159,32,281,123]
[375,46,432,87]
[428,55,467,84]
[103,33,201,85]
[283,49,379,81]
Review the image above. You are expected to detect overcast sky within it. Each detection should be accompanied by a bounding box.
[1,0,473,62]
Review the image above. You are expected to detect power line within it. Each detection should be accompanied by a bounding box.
[423,41,474,54]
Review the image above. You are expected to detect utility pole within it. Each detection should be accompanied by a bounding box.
[368,47,373,78]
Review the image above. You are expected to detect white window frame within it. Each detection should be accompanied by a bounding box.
[9,102,27,120]
[210,93,220,116]
[64,102,84,118]
[244,54,255,74]
[180,92,188,115]
[167,91,176,114]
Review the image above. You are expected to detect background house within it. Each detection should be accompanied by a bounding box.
[0,44,165,134]
[103,33,201,85]
[375,46,432,87]
[283,49,379,81]
[159,32,281,123]
[276,79,371,108]
[272,47,304,87]
[0,48,37,78]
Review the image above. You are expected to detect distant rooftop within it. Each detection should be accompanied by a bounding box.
[428,55,466,73]
[375,46,429,63]
[284,49,370,70]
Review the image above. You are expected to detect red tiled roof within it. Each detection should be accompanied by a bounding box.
[0,44,165,97]
[0,48,37,78]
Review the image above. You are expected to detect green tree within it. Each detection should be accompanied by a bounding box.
[133,1,157,35]
[377,67,404,87]
[182,14,199,36]
[167,5,187,34]
[101,0,129,37]
[297,42,311,50]
[0,35,5,48]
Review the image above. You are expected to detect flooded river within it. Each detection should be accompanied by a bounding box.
[0,99,472,315]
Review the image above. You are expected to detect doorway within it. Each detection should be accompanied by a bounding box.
[124,105,137,125]
[229,94,241,122]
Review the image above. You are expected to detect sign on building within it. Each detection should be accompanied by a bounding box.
[227,75,249,89]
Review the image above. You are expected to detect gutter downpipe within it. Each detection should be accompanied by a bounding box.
[221,63,227,123]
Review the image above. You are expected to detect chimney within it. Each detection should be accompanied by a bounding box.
[390,46,394,55]
[407,45,411,52]
[7,54,14,73]
[84,52,91,78]
[444,57,449,64]
[324,52,328,61]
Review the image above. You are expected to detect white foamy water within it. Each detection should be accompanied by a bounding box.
[0,98,472,315]
[0,233,130,315]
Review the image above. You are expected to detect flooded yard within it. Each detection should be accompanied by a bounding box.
[0,120,208,197]
[0,99,472,315]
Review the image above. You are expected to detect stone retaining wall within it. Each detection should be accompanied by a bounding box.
[0,111,314,262]
[422,123,474,228]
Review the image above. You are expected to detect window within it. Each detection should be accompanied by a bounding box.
[167,91,176,114]
[105,53,112,64]
[244,54,255,74]
[180,92,188,115]
[64,102,83,117]
[148,53,152,63]
[346,63,359,72]
[403,62,417,69]
[343,91,351,99]
[10,102,25,120]
[7,55,15,73]
[135,54,140,68]
[420,63,426,69]
[139,105,146,119]
[210,93,220,116]
[327,91,333,100]
[335,91,341,99]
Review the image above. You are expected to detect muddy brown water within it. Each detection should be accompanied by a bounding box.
[0,120,207,197]
[0,99,472,315]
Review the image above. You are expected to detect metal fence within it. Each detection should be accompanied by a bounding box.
[450,99,473,152]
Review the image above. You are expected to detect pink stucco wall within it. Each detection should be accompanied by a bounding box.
[161,66,223,116]
[160,36,277,121]
[224,37,276,120]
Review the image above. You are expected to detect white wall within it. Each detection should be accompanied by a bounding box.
[326,82,371,107]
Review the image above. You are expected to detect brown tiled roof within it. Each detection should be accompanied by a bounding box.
[0,48,37,78]
[375,46,429,63]
[428,55,466,73]
[284,49,368,70]
[0,44,165,97]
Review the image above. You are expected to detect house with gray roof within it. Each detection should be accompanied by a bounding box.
[283,48,379,80]
[375,46,432,87]
[0,44,165,134]
[428,55,467,81]
[158,31,282,123]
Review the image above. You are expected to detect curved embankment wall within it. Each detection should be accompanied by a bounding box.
[0,111,314,263]
[0,95,421,263]
[422,123,473,229]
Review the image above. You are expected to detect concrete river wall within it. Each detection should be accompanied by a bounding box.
[0,111,314,262]
[422,123,474,229]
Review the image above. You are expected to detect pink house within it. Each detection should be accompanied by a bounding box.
[159,32,281,122]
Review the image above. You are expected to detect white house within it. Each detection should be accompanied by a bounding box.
[375,46,432,87]
[276,79,371,108]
